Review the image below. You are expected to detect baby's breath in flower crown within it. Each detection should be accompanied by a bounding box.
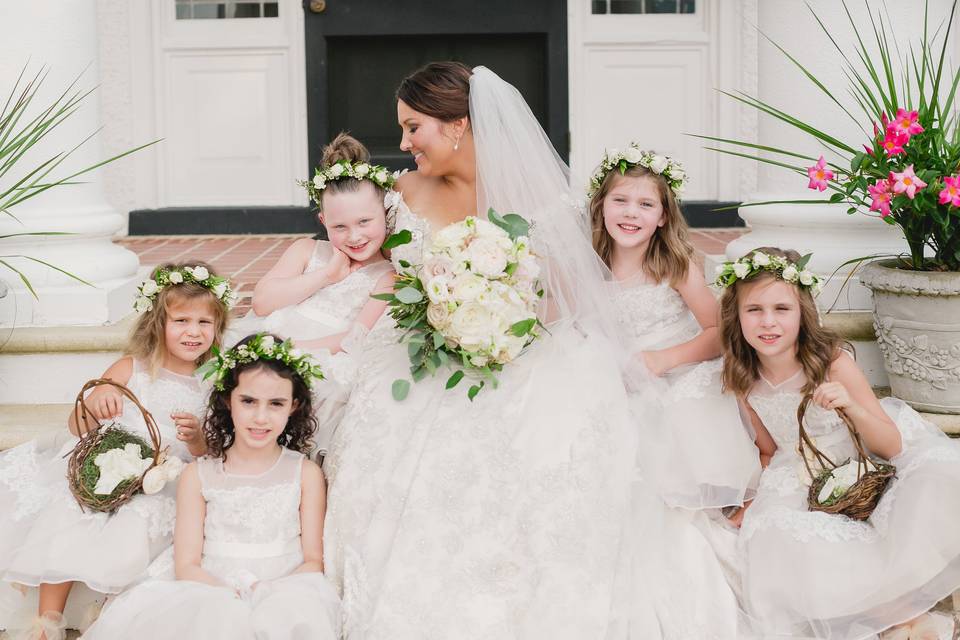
[714,250,825,294]
[196,333,324,391]
[133,265,235,313]
[587,143,688,199]
[300,159,402,207]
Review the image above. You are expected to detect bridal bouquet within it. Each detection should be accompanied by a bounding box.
[377,209,542,400]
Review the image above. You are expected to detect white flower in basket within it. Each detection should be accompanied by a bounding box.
[93,443,153,495]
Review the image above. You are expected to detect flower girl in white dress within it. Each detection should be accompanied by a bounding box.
[718,247,960,640]
[236,133,395,455]
[83,333,340,640]
[0,263,231,639]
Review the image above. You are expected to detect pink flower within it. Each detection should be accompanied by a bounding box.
[892,108,924,136]
[863,143,875,157]
[939,175,960,207]
[868,179,893,217]
[806,156,833,191]
[891,165,927,199]
[881,132,909,156]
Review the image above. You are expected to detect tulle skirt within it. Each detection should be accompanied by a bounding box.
[740,398,960,639]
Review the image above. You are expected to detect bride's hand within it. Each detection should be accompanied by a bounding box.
[323,246,354,284]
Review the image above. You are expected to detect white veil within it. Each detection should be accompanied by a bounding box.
[469,66,627,344]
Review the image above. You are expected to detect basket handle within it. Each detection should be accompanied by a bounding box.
[797,391,872,482]
[72,378,164,455]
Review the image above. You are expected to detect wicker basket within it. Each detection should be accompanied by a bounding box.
[797,392,896,522]
[67,378,165,513]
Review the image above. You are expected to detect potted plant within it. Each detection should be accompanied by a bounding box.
[700,1,960,413]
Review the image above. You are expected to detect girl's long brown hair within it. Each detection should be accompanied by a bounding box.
[125,261,229,375]
[719,247,849,398]
[589,165,693,287]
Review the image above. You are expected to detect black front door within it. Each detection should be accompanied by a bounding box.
[303,0,568,174]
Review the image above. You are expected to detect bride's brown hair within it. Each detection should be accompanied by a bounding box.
[719,246,848,398]
[396,61,472,122]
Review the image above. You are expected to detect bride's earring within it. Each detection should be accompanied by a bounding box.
[454,131,462,151]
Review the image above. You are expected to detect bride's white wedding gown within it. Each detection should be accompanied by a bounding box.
[322,197,745,639]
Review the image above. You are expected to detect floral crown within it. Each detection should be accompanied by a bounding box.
[301,159,401,206]
[588,143,688,199]
[197,333,325,392]
[714,250,825,294]
[134,265,235,313]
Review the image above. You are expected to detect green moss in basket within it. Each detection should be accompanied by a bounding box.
[78,427,154,501]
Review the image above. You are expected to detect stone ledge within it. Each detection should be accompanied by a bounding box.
[0,315,134,354]
[821,311,875,341]
[0,404,72,449]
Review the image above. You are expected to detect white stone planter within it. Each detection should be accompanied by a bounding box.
[860,260,960,414]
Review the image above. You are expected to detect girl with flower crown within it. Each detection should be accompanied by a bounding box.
[83,333,340,640]
[234,132,396,456]
[0,262,231,640]
[587,145,761,637]
[718,247,960,639]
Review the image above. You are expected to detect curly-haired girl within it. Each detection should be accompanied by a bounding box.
[83,333,340,639]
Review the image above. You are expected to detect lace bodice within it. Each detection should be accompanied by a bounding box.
[121,361,209,461]
[197,448,303,549]
[290,240,393,332]
[612,279,701,351]
[747,370,853,456]
[386,196,431,273]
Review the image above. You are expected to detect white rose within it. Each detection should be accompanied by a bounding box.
[831,460,861,488]
[782,265,799,282]
[714,264,726,276]
[426,274,453,304]
[141,466,167,495]
[450,274,487,302]
[752,252,770,267]
[289,347,304,359]
[426,303,452,329]
[732,262,751,279]
[161,456,185,482]
[799,270,815,286]
[515,255,540,281]
[817,475,839,504]
[190,266,210,281]
[354,163,370,177]
[493,333,527,364]
[465,237,509,279]
[448,303,496,352]
[168,271,184,284]
[470,355,490,368]
[212,282,228,299]
[623,147,643,164]
[260,335,276,353]
[374,170,388,183]
[472,218,504,240]
[329,163,345,177]
[134,296,153,313]
[93,443,152,495]
[650,155,669,174]
[432,221,471,250]
[140,279,159,296]
[313,174,326,189]
[423,256,454,280]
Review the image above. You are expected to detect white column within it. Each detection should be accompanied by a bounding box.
[727,0,953,310]
[0,0,140,327]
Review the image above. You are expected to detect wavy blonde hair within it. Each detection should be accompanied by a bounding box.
[719,247,849,398]
[126,261,229,375]
[589,164,693,286]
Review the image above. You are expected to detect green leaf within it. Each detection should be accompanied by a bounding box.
[829,192,845,204]
[487,208,531,240]
[370,292,395,301]
[407,340,424,359]
[504,262,518,276]
[398,259,411,269]
[395,287,423,304]
[411,365,428,382]
[796,253,813,270]
[468,382,484,401]
[392,379,410,401]
[445,370,464,389]
[432,332,445,349]
[382,230,412,250]
[510,318,537,337]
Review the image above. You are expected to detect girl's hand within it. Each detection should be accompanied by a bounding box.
[726,499,753,529]
[87,385,125,421]
[812,381,856,413]
[172,412,203,444]
[640,351,670,377]
[323,247,354,285]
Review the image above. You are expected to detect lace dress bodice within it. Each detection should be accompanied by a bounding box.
[387,196,431,273]
[197,448,305,584]
[613,280,701,352]
[122,361,209,461]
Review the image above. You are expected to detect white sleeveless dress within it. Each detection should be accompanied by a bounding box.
[82,448,340,639]
[742,363,960,638]
[0,362,207,627]
[613,278,760,509]
[229,240,394,455]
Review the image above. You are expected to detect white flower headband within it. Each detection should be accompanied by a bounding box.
[588,143,688,199]
[197,333,325,391]
[301,159,401,207]
[134,265,235,313]
[714,251,825,294]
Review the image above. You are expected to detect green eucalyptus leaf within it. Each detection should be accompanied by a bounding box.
[382,230,413,250]
[395,287,424,304]
[392,379,410,401]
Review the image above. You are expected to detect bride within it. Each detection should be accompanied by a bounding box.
[322,62,742,639]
